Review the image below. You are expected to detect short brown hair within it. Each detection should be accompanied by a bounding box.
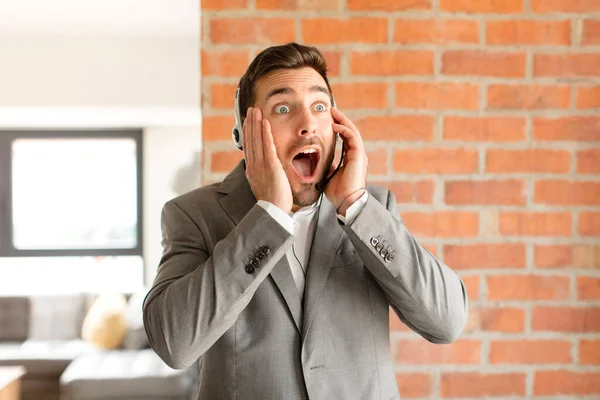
[237,42,333,125]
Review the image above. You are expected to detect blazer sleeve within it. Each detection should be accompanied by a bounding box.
[142,199,292,369]
[341,189,468,344]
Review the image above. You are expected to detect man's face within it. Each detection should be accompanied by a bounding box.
[253,67,336,210]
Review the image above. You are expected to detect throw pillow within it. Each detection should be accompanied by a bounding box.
[81,293,127,349]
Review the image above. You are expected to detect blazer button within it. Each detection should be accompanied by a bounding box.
[250,258,259,268]
[259,246,270,256]
[380,248,388,258]
[245,264,255,274]
[375,242,384,252]
[370,237,379,246]
[384,253,394,263]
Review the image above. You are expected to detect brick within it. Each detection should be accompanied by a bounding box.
[441,0,523,13]
[256,0,340,10]
[203,116,236,141]
[302,18,388,44]
[321,51,341,77]
[487,20,571,45]
[371,180,434,204]
[354,115,435,141]
[499,212,572,236]
[442,51,526,77]
[532,307,600,332]
[532,0,600,13]
[461,275,480,301]
[445,244,526,270]
[330,83,388,109]
[443,116,526,142]
[466,307,525,333]
[535,181,600,206]
[534,371,600,396]
[210,18,295,45]
[396,339,481,364]
[349,0,431,10]
[535,245,572,268]
[574,245,600,268]
[201,50,249,77]
[395,82,479,110]
[487,275,570,301]
[583,19,600,45]
[580,340,600,365]
[367,149,388,175]
[395,373,431,398]
[401,212,479,237]
[211,150,244,173]
[577,86,600,109]
[202,0,246,10]
[441,372,526,398]
[580,212,600,236]
[534,117,600,141]
[445,180,526,205]
[535,54,600,77]
[535,245,600,269]
[394,19,479,44]
[389,308,409,332]
[210,83,238,109]
[350,51,434,76]
[487,84,571,110]
[578,277,600,300]
[490,340,572,364]
[394,148,478,174]
[487,149,571,173]
[577,149,600,173]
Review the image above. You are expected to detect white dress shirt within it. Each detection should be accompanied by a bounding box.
[258,191,368,303]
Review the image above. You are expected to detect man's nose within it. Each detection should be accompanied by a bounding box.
[297,107,317,136]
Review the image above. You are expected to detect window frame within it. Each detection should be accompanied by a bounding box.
[0,129,144,258]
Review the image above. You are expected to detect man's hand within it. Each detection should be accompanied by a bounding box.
[243,107,293,214]
[325,107,368,216]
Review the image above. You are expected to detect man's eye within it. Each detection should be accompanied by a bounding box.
[275,105,290,114]
[313,103,327,112]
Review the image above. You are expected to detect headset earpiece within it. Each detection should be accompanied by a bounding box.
[232,87,243,150]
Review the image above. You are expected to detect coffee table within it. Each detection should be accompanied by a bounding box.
[0,366,26,400]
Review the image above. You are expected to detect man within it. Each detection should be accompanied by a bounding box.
[143,42,468,400]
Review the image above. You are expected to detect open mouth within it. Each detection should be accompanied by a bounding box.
[291,147,320,181]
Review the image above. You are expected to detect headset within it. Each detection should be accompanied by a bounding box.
[232,87,345,193]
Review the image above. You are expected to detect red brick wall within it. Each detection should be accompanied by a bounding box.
[200,0,600,397]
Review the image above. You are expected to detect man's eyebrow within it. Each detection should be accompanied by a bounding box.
[265,85,331,101]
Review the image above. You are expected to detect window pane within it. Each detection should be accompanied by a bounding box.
[12,138,138,250]
[0,256,144,295]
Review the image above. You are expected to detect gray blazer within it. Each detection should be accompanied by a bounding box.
[143,160,468,400]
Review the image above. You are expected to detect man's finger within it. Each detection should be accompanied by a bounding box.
[262,119,278,166]
[253,107,265,164]
[244,107,255,165]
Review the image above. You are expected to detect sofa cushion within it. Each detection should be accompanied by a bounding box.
[0,297,30,341]
[29,295,87,340]
[0,340,92,376]
[59,349,195,399]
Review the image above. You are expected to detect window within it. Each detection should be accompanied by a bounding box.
[0,130,144,294]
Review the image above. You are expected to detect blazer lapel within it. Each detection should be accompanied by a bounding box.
[217,160,302,333]
[301,196,343,339]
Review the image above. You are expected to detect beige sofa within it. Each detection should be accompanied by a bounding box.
[0,294,197,400]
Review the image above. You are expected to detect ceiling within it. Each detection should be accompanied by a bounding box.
[0,0,199,36]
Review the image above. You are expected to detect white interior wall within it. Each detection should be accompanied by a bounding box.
[0,30,200,288]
